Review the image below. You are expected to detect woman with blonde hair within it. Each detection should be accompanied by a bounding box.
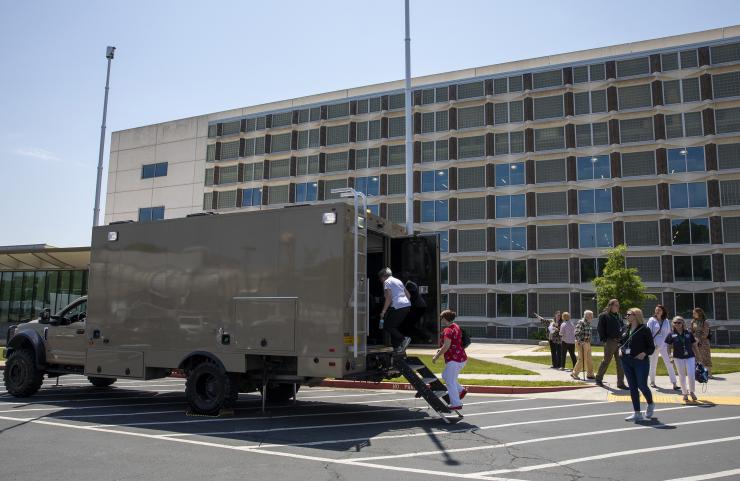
[691,308,713,378]
[619,307,656,422]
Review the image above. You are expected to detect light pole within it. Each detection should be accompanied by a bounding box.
[403,0,413,235]
[93,46,116,228]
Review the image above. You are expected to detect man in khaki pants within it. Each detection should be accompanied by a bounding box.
[571,310,595,379]
[595,299,627,389]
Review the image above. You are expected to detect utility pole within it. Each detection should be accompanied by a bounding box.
[93,46,116,227]
[404,0,414,235]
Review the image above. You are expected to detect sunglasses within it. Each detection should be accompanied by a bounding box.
[673,322,683,325]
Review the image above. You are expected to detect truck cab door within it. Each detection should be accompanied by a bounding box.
[390,234,441,345]
[46,298,88,367]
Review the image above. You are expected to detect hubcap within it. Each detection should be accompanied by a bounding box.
[195,372,219,403]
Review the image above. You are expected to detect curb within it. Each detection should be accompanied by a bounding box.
[319,379,595,394]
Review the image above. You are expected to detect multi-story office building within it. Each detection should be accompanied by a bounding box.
[100,26,740,343]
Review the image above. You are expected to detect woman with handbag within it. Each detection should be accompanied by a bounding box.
[691,308,713,378]
[665,316,698,402]
[432,310,468,410]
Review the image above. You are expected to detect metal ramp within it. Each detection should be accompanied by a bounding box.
[395,355,463,423]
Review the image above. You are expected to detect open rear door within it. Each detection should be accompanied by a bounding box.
[390,234,441,345]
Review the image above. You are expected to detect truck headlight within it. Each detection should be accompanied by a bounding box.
[322,212,337,225]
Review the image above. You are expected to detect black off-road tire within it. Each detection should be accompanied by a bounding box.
[88,376,117,388]
[185,360,238,415]
[3,349,43,397]
[265,383,300,403]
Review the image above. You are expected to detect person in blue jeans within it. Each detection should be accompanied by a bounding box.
[619,307,656,422]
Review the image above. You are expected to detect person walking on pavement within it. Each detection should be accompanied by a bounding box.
[559,312,577,370]
[595,299,628,389]
[572,310,595,380]
[378,267,412,354]
[646,304,679,390]
[665,316,699,402]
[619,308,656,422]
[543,311,563,369]
[432,310,468,411]
[691,308,713,378]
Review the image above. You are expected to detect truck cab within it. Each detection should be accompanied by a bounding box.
[4,295,116,396]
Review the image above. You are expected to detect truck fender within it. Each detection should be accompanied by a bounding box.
[7,331,47,369]
[178,351,226,374]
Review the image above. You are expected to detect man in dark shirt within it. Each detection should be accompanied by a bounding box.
[595,299,627,389]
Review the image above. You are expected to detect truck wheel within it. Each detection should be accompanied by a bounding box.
[88,377,117,388]
[3,349,43,397]
[265,383,300,403]
[185,361,237,415]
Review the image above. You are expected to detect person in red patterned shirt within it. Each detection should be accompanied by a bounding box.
[432,309,468,410]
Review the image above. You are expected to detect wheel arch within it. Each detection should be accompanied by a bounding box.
[7,331,47,369]
[178,351,226,374]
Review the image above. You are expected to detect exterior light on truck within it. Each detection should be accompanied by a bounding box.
[322,212,337,225]
[107,231,118,242]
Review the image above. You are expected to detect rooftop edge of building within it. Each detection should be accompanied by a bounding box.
[111,24,740,140]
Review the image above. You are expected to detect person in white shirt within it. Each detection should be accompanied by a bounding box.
[646,304,679,390]
[378,267,412,353]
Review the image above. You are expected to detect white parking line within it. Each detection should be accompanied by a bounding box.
[0,414,525,481]
[466,435,740,478]
[0,399,188,414]
[345,413,740,463]
[0,392,184,405]
[660,469,740,481]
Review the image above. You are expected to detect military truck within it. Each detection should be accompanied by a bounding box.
[4,201,453,418]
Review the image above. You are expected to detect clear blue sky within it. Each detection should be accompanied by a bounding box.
[1,0,738,247]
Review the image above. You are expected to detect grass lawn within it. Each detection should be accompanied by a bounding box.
[413,354,537,376]
[383,376,582,387]
[534,345,740,354]
[506,355,740,375]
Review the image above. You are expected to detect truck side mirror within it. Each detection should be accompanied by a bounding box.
[40,309,51,322]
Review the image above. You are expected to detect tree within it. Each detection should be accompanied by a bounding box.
[592,244,655,315]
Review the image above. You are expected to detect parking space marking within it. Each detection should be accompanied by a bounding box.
[344,413,740,463]
[0,414,525,481]
[0,392,185,405]
[0,399,191,414]
[249,404,693,451]
[660,468,740,481]
[466,435,740,478]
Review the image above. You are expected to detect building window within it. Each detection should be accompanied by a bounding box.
[458,197,486,220]
[440,261,448,284]
[496,227,526,251]
[324,179,348,200]
[535,158,566,184]
[356,120,382,141]
[577,155,610,180]
[207,124,218,138]
[623,186,657,212]
[420,87,449,104]
[269,158,290,179]
[457,105,485,130]
[458,293,487,317]
[205,168,214,186]
[216,190,237,209]
[712,71,740,99]
[573,63,606,83]
[574,90,607,115]
[493,75,523,94]
[718,143,740,170]
[536,225,568,250]
[220,120,241,136]
[387,203,405,224]
[669,182,708,209]
[388,116,406,138]
[532,69,563,89]
[325,151,349,173]
[497,294,528,318]
[435,230,449,252]
[496,260,527,283]
[538,293,570,317]
[725,254,740,281]
[494,101,524,124]
[295,182,318,203]
[458,166,486,190]
[458,229,486,252]
[421,200,448,222]
[141,162,168,179]
[138,206,165,222]
[626,256,662,282]
[243,162,263,182]
[495,194,526,218]
[621,151,656,177]
[624,220,659,246]
[579,223,613,248]
[580,258,606,283]
[388,145,405,166]
[459,261,486,284]
[206,144,216,162]
[241,188,261,207]
[665,112,703,138]
[618,84,652,110]
[534,127,565,151]
[533,95,564,120]
[721,179,740,206]
[620,117,654,143]
[673,256,712,282]
[296,155,320,176]
[575,123,608,147]
[325,125,349,146]
[667,147,705,173]
[271,111,292,128]
[388,93,406,110]
[710,42,740,65]
[538,259,569,283]
[367,204,380,216]
[421,170,449,192]
[267,185,290,205]
[617,57,649,78]
[675,293,714,319]
[296,129,320,150]
[493,131,524,156]
[355,148,381,169]
[421,111,448,133]
[270,133,292,153]
[578,189,612,214]
[723,216,740,242]
[220,140,240,160]
[663,78,701,104]
[537,191,568,216]
[356,97,381,114]
[326,102,350,119]
[456,81,485,100]
[458,136,486,159]
[355,176,379,197]
[387,173,405,195]
[671,218,710,245]
[421,140,448,162]
[495,162,525,186]
[715,107,740,134]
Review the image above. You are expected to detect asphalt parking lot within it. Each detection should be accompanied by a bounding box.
[0,376,739,481]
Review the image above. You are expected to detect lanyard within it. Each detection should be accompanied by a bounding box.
[623,325,644,348]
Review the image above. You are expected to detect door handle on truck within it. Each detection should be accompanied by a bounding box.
[76,329,85,335]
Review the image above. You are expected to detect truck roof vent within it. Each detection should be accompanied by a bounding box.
[186,211,219,217]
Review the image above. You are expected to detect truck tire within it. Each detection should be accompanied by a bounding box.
[88,376,117,388]
[185,360,237,415]
[265,383,300,403]
[3,349,44,397]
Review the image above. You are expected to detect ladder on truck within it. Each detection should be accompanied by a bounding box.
[395,356,464,423]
